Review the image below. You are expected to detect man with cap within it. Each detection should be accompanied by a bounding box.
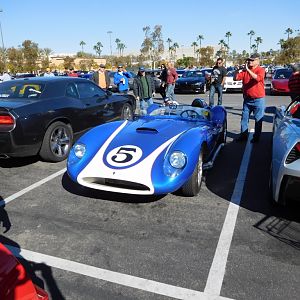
[113,64,132,94]
[133,66,155,115]
[234,53,265,143]
[288,63,300,102]
[92,64,110,89]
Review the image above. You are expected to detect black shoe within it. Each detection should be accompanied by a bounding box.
[236,134,248,142]
[250,137,259,143]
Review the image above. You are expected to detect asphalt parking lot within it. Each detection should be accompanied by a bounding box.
[0,91,299,300]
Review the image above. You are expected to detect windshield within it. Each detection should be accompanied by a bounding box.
[0,82,45,99]
[149,104,210,121]
[274,69,292,79]
[182,71,205,78]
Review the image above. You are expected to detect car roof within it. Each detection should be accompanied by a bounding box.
[10,77,89,84]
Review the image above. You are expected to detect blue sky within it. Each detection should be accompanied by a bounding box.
[0,0,299,55]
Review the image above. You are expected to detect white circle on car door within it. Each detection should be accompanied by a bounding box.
[106,145,143,167]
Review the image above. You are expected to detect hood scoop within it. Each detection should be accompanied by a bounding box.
[136,127,158,133]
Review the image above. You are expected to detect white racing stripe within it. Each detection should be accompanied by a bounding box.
[204,130,254,296]
[0,168,66,206]
[6,244,234,300]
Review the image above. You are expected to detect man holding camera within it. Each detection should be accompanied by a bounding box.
[209,58,227,106]
[234,53,265,143]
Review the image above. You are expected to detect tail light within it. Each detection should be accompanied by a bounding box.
[285,142,300,164]
[0,113,15,131]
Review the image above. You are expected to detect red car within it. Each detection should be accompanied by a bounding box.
[270,68,292,95]
[0,243,48,300]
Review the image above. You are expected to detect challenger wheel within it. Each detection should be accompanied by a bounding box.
[121,103,133,120]
[39,121,73,162]
[181,150,203,196]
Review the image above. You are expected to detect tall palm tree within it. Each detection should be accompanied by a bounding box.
[197,35,204,63]
[119,43,126,56]
[284,27,293,39]
[254,36,262,53]
[251,44,257,53]
[225,31,232,51]
[166,38,172,59]
[143,26,150,38]
[278,39,285,50]
[79,41,86,54]
[93,42,103,57]
[247,30,255,54]
[115,38,121,56]
[191,41,198,58]
[172,42,179,59]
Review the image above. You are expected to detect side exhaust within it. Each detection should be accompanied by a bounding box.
[203,143,224,170]
[0,154,9,159]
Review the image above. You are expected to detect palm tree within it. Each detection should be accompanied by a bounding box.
[143,26,150,38]
[278,39,285,50]
[284,27,293,39]
[79,41,86,54]
[166,38,172,59]
[119,43,126,56]
[191,41,198,58]
[247,30,255,54]
[93,42,103,57]
[254,37,262,53]
[172,42,179,60]
[115,38,121,56]
[225,31,232,51]
[197,35,204,63]
[251,44,257,53]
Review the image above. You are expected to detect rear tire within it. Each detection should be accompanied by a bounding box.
[39,122,73,162]
[121,103,133,120]
[181,150,203,196]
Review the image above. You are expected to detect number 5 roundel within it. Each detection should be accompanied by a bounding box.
[106,145,143,167]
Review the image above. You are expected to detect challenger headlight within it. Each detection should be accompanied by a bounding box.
[169,151,186,169]
[74,143,86,158]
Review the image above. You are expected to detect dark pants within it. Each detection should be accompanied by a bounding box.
[160,84,166,99]
[241,97,265,140]
[209,83,223,106]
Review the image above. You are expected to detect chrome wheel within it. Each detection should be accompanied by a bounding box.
[50,126,71,157]
[122,103,133,120]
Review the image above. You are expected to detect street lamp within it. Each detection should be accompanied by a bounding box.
[107,31,112,56]
[0,9,6,70]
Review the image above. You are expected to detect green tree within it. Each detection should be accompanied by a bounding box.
[254,36,262,53]
[225,31,232,51]
[115,38,121,56]
[191,41,198,58]
[199,46,214,67]
[7,47,23,73]
[22,40,39,72]
[93,42,103,57]
[247,30,255,54]
[275,36,300,64]
[285,28,293,39]
[64,56,75,70]
[197,35,204,62]
[166,38,172,59]
[79,41,86,54]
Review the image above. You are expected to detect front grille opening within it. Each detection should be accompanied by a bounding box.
[83,177,150,191]
[136,127,158,133]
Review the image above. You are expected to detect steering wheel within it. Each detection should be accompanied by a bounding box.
[180,110,201,119]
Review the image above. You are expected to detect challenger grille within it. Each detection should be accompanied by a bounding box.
[285,143,300,164]
[82,177,150,191]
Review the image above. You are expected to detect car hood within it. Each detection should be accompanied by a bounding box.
[177,77,205,84]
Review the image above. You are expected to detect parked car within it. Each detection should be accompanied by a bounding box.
[0,243,49,299]
[67,98,227,196]
[223,70,243,92]
[270,68,292,95]
[270,101,300,204]
[176,69,186,78]
[175,70,208,93]
[0,77,136,162]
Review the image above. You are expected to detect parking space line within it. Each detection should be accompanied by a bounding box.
[0,168,66,207]
[204,131,254,296]
[6,244,234,300]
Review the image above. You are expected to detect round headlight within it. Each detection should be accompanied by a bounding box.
[74,143,86,158]
[169,151,186,169]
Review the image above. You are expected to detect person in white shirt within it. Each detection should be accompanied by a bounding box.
[43,67,55,77]
[0,71,11,82]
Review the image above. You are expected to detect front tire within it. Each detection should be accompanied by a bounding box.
[121,103,133,120]
[39,121,73,162]
[181,150,203,196]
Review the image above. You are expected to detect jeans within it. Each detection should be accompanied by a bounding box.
[241,97,265,139]
[140,97,153,115]
[209,83,223,106]
[166,83,176,102]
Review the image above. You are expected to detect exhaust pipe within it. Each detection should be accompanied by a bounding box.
[0,154,9,159]
[203,143,224,170]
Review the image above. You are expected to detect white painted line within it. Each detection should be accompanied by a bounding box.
[204,130,254,296]
[6,245,234,300]
[0,168,66,206]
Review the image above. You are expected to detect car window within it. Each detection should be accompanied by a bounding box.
[0,82,44,99]
[183,71,204,78]
[274,69,292,79]
[75,82,106,99]
[66,83,79,99]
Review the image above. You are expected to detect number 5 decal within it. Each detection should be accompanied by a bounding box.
[106,145,143,167]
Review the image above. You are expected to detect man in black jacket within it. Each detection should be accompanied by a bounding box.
[133,67,155,114]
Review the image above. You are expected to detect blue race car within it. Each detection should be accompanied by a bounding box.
[67,99,227,196]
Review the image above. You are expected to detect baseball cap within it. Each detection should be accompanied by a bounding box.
[117,64,123,68]
[247,53,260,61]
[99,64,105,68]
[139,66,145,71]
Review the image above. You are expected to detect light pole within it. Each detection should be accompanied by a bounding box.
[0,9,6,71]
[107,31,112,56]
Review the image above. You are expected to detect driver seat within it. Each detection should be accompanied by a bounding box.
[192,98,207,108]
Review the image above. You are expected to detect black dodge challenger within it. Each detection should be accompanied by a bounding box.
[0,77,136,162]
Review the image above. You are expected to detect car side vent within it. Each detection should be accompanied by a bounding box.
[285,142,300,164]
[136,127,158,133]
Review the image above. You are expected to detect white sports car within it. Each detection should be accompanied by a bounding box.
[270,101,300,204]
[223,71,242,92]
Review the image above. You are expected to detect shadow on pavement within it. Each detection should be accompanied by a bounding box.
[61,172,165,203]
[0,156,39,168]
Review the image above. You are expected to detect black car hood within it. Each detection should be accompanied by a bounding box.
[177,77,205,84]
